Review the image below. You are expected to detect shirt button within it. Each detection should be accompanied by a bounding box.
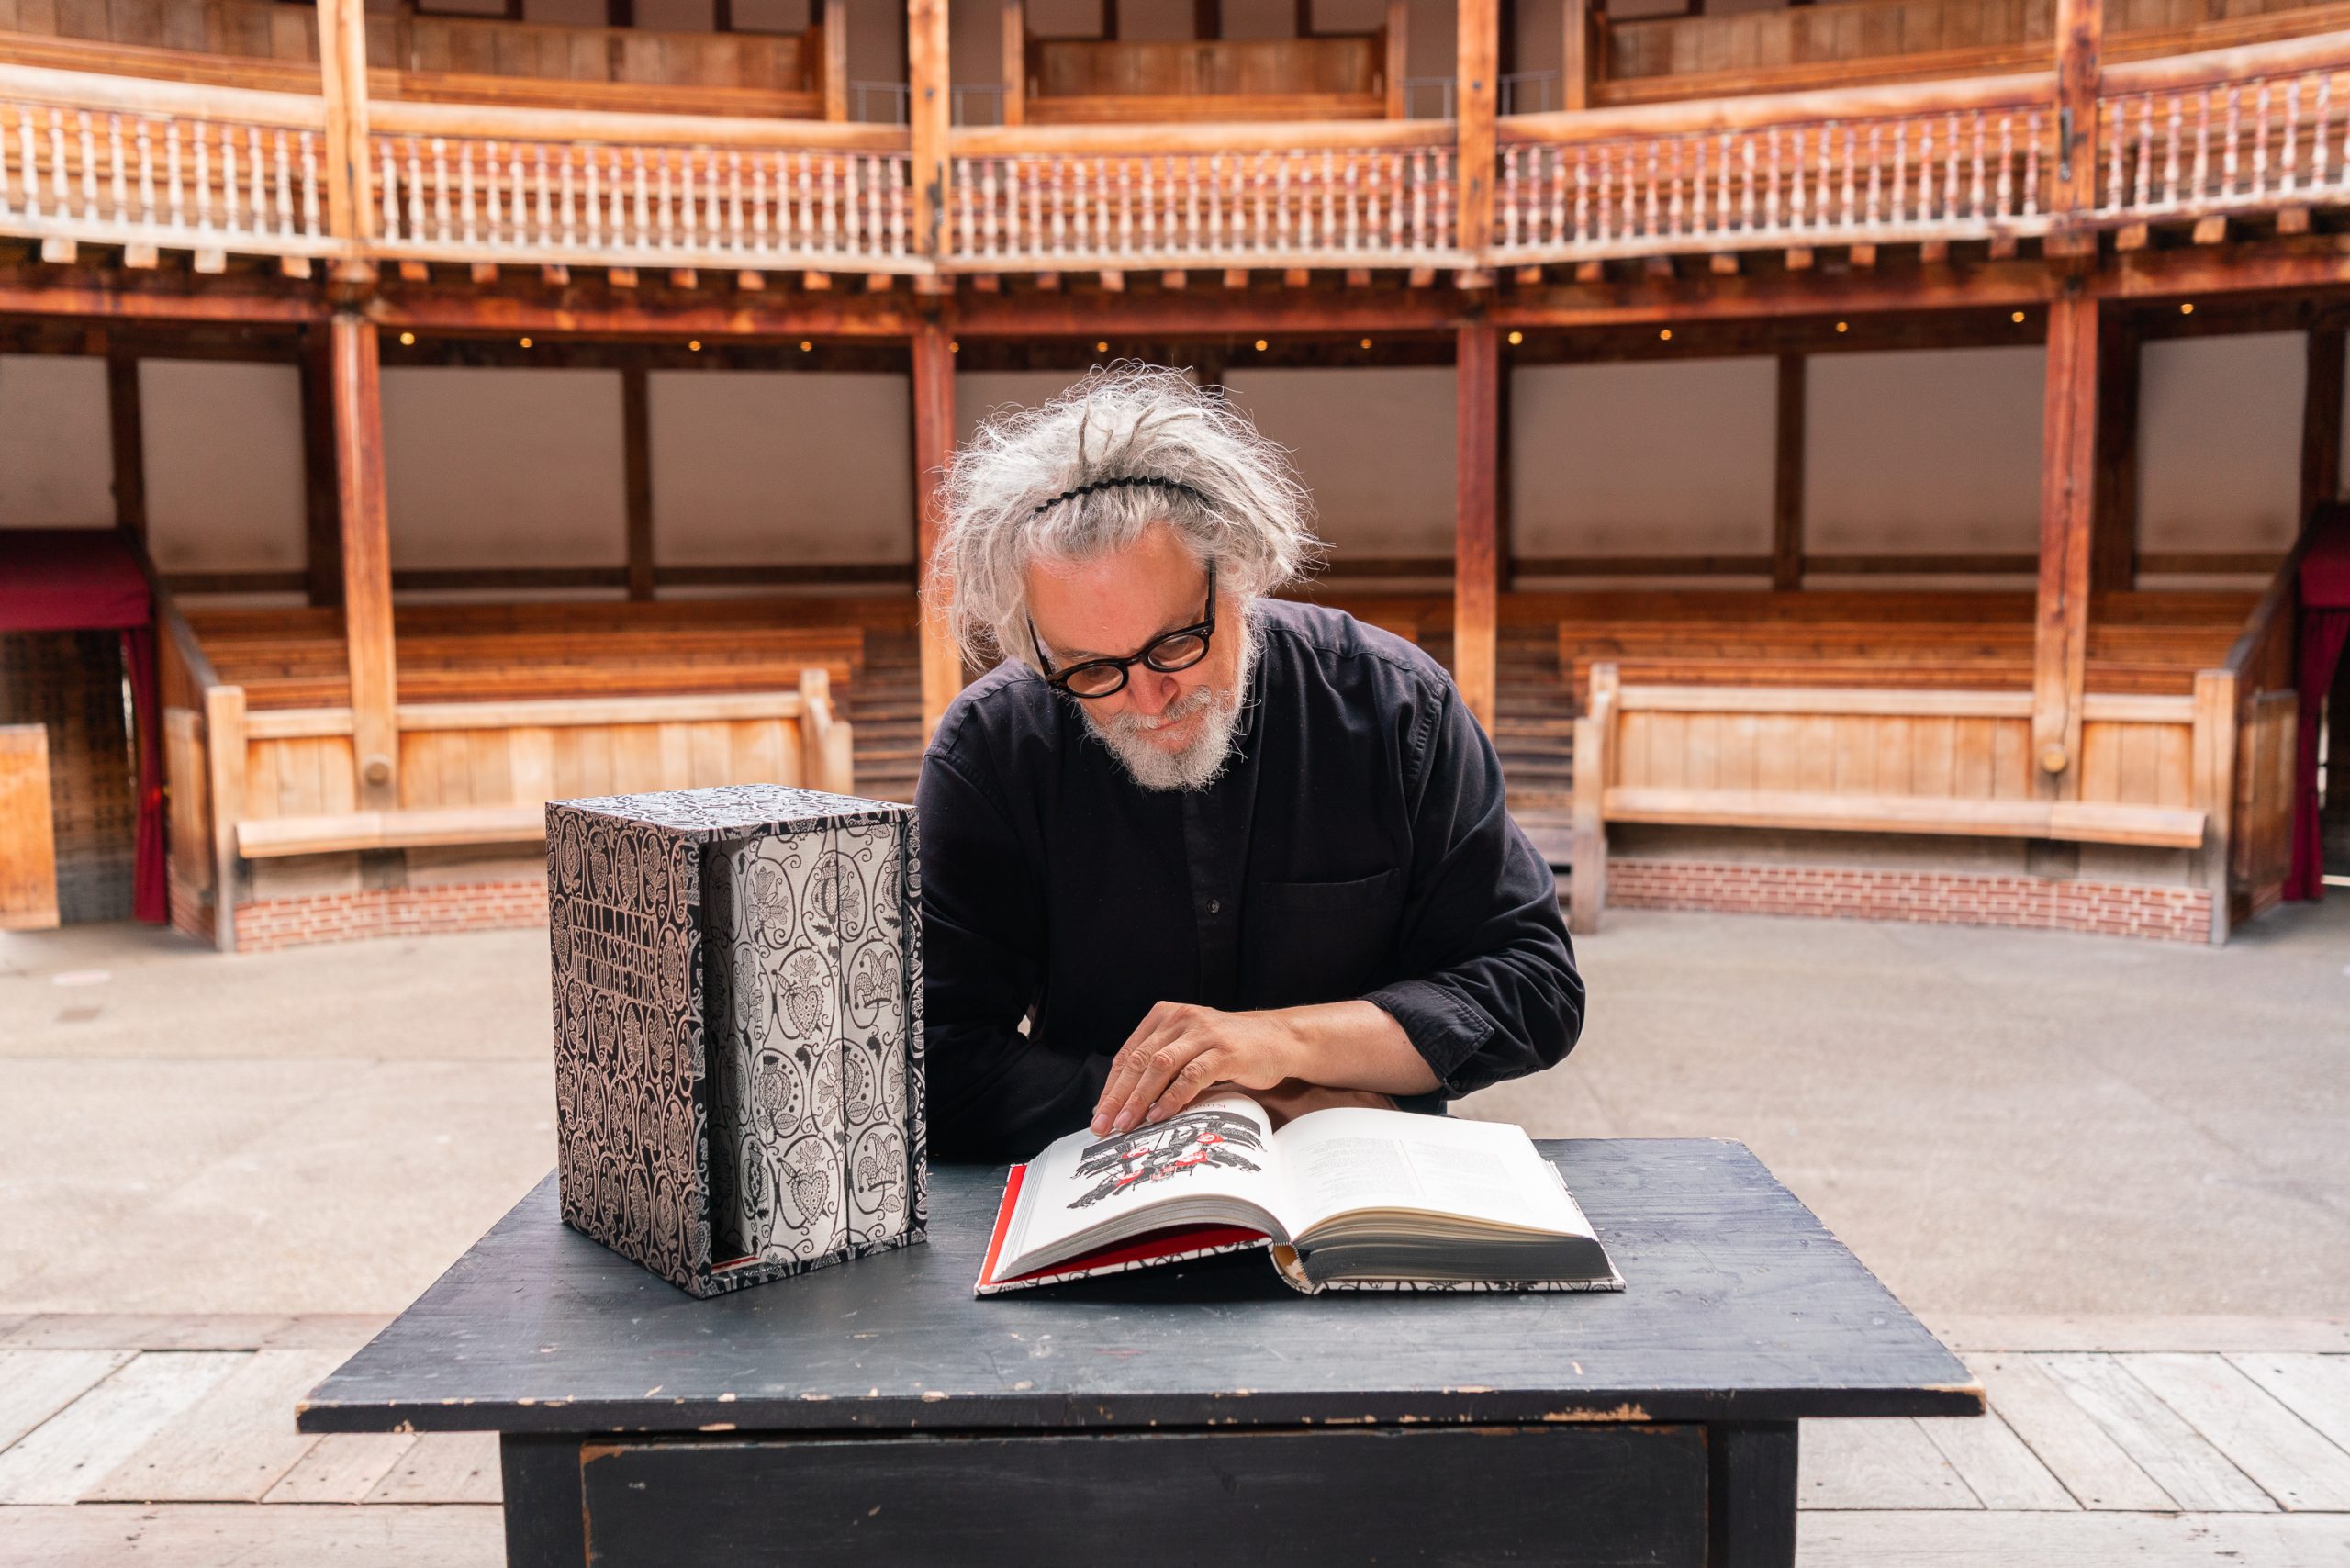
[1206,898,1222,916]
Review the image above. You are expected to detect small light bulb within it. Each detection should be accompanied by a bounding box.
[949,341,960,353]
[1360,338,1371,349]
[800,340,813,352]
[1255,339,1269,352]
[519,336,532,348]
[1835,321,1849,333]
[2011,311,2026,324]
[1507,330,1524,346]
[688,340,701,352]
[397,331,415,346]
[2180,301,2195,315]
[1659,329,1672,342]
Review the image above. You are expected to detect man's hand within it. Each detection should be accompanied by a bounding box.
[1249,1079,1398,1129]
[1091,1002,1303,1137]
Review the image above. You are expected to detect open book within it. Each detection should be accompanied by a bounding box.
[976,1092,1622,1295]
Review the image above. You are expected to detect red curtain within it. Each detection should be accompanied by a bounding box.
[123,624,166,924]
[2286,516,2350,902]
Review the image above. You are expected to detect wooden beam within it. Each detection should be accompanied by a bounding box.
[315,0,373,241]
[2090,318,2139,591]
[822,0,848,123]
[299,324,341,607]
[2301,324,2344,523]
[2051,0,2102,220]
[1773,353,1805,590]
[1456,0,1499,256]
[622,366,655,602]
[910,0,951,263]
[2033,292,2098,798]
[106,348,145,542]
[1196,0,1220,40]
[1003,0,1026,127]
[1454,319,1503,731]
[330,313,398,812]
[1383,0,1406,119]
[912,318,961,739]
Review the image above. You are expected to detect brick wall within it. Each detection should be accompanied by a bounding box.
[165,862,214,948]
[233,880,549,954]
[1607,858,2213,943]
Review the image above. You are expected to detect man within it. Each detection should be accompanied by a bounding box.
[918,364,1583,1162]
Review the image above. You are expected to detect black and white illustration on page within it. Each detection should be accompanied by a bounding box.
[1068,1106,1267,1209]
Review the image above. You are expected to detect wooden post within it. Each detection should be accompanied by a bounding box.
[1568,663,1616,935]
[1773,353,1805,591]
[1456,0,1499,257]
[1002,0,1026,127]
[2033,292,2098,798]
[622,366,655,602]
[822,0,847,123]
[2051,0,2102,222]
[300,324,342,607]
[2300,324,2344,525]
[912,318,961,739]
[2091,319,2139,591]
[330,312,398,812]
[1383,0,1407,120]
[1455,319,1503,732]
[314,0,373,241]
[204,683,246,953]
[910,0,951,260]
[106,349,145,543]
[1563,0,1594,113]
[2191,668,2237,945]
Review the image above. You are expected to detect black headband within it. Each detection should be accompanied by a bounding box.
[1031,475,1207,516]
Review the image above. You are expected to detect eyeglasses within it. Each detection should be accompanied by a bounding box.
[1030,561,1217,700]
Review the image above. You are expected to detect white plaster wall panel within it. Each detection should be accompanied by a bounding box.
[845,0,903,84]
[1806,346,2043,554]
[140,361,307,574]
[2138,332,2305,554]
[383,367,628,568]
[1511,358,1774,557]
[1406,0,1454,78]
[650,371,914,565]
[955,369,1089,446]
[1224,367,1455,556]
[0,355,113,530]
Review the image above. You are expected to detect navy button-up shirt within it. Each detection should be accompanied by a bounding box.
[916,598,1583,1162]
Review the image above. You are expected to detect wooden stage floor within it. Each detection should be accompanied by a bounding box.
[1,1313,2346,1566]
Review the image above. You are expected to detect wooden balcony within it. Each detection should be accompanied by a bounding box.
[1013,6,1408,125]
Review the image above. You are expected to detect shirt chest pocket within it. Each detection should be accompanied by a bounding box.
[1244,868,1406,1008]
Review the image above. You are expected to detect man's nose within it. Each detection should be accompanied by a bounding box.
[1124,667,1181,717]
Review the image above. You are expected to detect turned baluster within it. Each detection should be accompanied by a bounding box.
[583,145,602,252]
[71,111,94,222]
[2132,96,2152,210]
[2221,84,2241,198]
[2254,81,2271,198]
[104,114,128,226]
[1738,132,1753,232]
[2281,78,2300,195]
[1942,111,1959,219]
[2023,110,2042,216]
[1969,110,1986,218]
[2164,96,2182,207]
[1118,155,1134,258]
[430,138,450,242]
[2317,76,2333,190]
[1838,124,1855,227]
[2191,88,2212,202]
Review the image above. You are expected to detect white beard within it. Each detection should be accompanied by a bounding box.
[1078,612,1256,793]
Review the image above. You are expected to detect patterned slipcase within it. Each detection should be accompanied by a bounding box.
[545,785,925,1298]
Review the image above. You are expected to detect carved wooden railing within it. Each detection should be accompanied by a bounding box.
[1493,74,2053,263]
[0,62,330,265]
[945,120,1457,272]
[2092,33,2350,225]
[365,104,912,272]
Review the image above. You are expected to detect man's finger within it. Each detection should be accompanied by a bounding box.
[1110,1030,1214,1134]
[1147,1048,1225,1121]
[1091,1005,1182,1133]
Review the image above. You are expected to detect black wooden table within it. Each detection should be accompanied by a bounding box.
[301,1139,1978,1567]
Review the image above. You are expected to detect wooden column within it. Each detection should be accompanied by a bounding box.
[1772,353,1805,591]
[913,319,962,738]
[2090,319,2139,591]
[1195,0,1219,40]
[106,349,145,542]
[909,0,951,261]
[314,0,373,241]
[300,324,342,607]
[2300,324,2344,525]
[822,0,848,122]
[2051,0,2102,223]
[1002,0,1026,126]
[2033,293,2099,799]
[1563,0,1595,112]
[622,366,655,601]
[330,312,398,812]
[1456,0,1499,257]
[1455,320,1503,732]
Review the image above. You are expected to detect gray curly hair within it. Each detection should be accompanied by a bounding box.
[929,363,1322,670]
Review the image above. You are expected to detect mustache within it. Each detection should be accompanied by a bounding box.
[1101,681,1218,737]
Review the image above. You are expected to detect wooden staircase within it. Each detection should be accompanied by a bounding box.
[845,629,925,804]
[1495,622,1577,867]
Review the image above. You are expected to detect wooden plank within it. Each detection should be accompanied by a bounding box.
[2033,293,2099,798]
[365,1431,503,1504]
[0,1501,506,1563]
[238,805,543,857]
[1799,1417,1981,1510]
[263,1432,417,1504]
[1915,1409,2079,1511]
[331,313,397,812]
[204,685,245,953]
[1620,686,2033,718]
[0,1351,246,1505]
[2121,1353,2350,1511]
[2034,1353,2274,1512]
[397,694,803,732]
[1964,1353,2177,1511]
[2231,1354,2350,1456]
[0,725,60,931]
[0,1351,133,1452]
[1455,320,1503,733]
[88,1349,344,1503]
[0,1314,387,1352]
[1800,1508,2350,1563]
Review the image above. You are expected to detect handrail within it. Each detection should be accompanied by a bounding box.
[124,529,224,697]
[2099,28,2350,95]
[368,97,907,151]
[951,117,1450,157]
[0,59,326,128]
[2221,515,2321,678]
[1503,69,2055,143]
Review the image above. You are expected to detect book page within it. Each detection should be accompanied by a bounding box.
[1002,1092,1286,1272]
[1271,1109,1594,1240]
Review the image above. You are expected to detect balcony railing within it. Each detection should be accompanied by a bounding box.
[4,24,2349,277]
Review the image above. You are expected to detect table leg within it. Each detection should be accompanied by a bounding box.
[1707,1420,1797,1568]
[500,1434,587,1568]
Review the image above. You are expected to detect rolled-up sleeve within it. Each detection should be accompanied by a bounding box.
[915,738,1111,1161]
[1361,678,1584,1097]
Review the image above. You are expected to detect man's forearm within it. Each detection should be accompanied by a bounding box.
[1276,1000,1441,1096]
